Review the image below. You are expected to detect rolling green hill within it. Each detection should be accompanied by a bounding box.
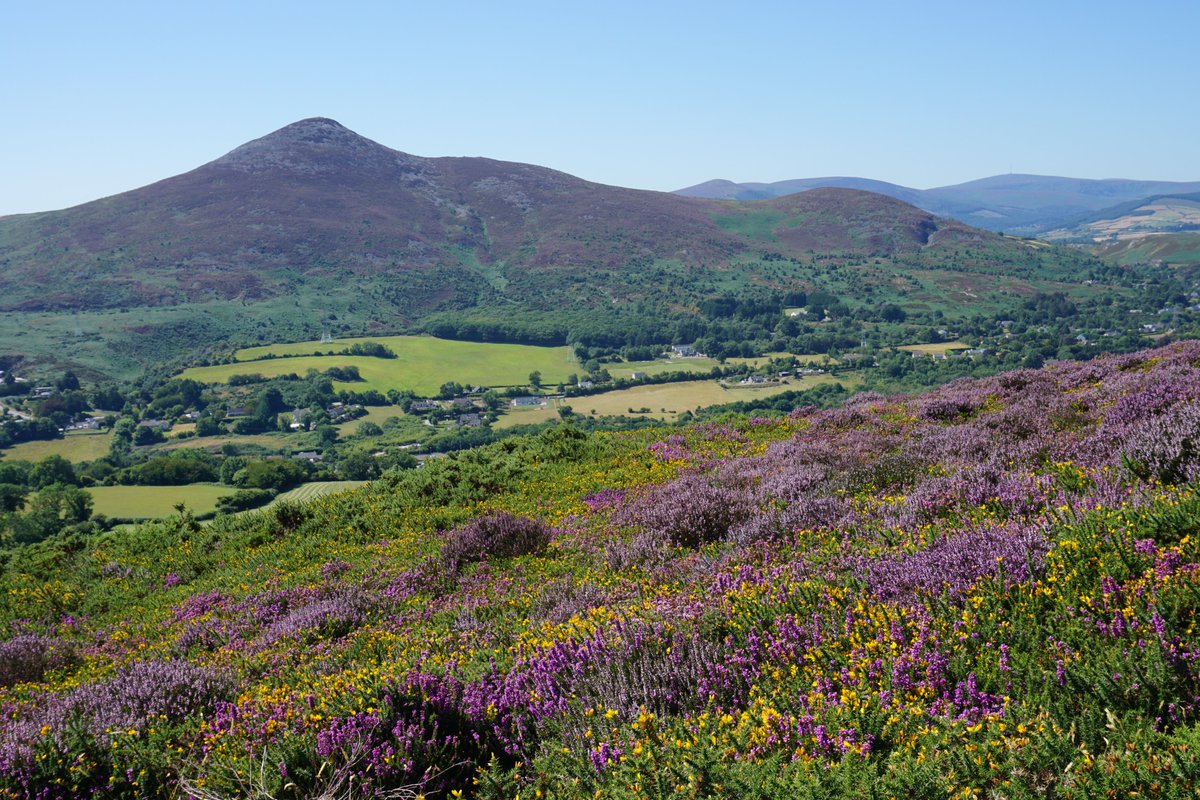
[1094,232,1200,267]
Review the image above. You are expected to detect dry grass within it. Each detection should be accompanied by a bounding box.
[896,342,971,355]
[496,374,844,427]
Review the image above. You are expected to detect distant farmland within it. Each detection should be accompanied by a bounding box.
[272,481,366,505]
[496,373,848,426]
[3,431,114,463]
[87,484,232,519]
[180,335,578,396]
[86,481,368,521]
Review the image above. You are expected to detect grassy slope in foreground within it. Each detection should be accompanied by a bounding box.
[3,342,1200,796]
[181,335,578,396]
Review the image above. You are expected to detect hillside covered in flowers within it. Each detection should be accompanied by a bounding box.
[3,342,1200,798]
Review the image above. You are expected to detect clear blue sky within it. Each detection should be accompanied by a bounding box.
[2,0,1198,216]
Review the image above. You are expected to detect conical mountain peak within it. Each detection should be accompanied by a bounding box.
[212,117,420,176]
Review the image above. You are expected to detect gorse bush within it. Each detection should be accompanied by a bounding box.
[214,487,276,513]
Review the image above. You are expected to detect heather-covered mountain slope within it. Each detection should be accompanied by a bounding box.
[3,118,1137,383]
[0,118,729,313]
[0,118,1049,316]
[0,119,793,312]
[3,343,1200,797]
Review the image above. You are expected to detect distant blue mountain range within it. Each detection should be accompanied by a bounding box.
[676,174,1200,235]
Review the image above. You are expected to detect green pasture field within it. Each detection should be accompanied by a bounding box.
[496,373,847,427]
[335,405,407,434]
[89,481,366,521]
[607,352,834,380]
[2,431,114,463]
[157,432,310,454]
[87,484,232,519]
[180,336,578,396]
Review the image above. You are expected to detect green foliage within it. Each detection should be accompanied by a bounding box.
[214,488,276,513]
[2,483,92,544]
[338,450,381,480]
[234,459,308,491]
[355,421,383,438]
[343,341,395,359]
[0,484,27,513]
[28,455,77,489]
[121,453,218,486]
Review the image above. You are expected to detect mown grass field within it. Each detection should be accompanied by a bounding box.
[496,374,847,427]
[87,484,232,519]
[2,431,114,463]
[605,357,723,379]
[272,481,366,505]
[896,342,971,355]
[180,336,578,396]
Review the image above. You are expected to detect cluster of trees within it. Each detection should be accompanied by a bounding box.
[0,417,62,450]
[0,456,94,545]
[342,342,395,359]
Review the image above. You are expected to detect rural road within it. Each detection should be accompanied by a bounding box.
[0,401,34,421]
